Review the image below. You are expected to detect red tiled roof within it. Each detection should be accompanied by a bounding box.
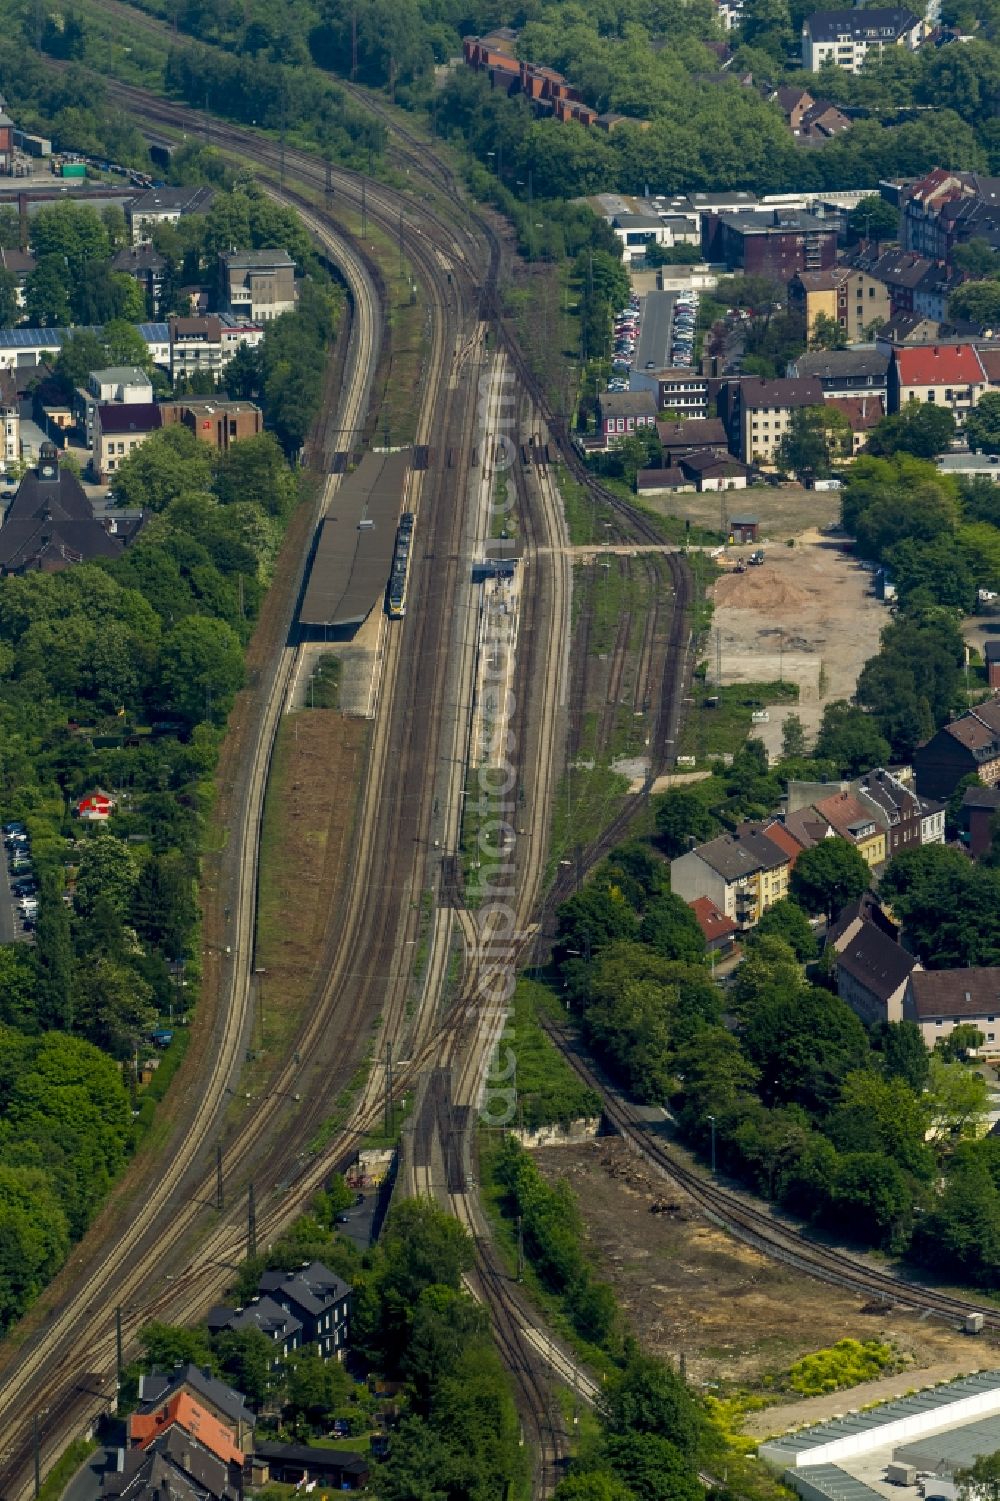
[689,896,737,942]
[894,343,986,387]
[824,395,885,431]
[758,819,805,867]
[129,1392,243,1465]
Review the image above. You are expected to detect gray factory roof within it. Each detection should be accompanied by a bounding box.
[895,1413,1000,1474]
[787,1465,885,1501]
[298,450,410,632]
[761,1372,1000,1468]
[0,322,168,349]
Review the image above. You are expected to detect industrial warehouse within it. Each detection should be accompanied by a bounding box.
[761,1371,1000,1501]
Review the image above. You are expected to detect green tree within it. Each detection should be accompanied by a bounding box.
[283,1345,354,1433]
[602,1350,706,1456]
[781,714,807,759]
[603,1433,703,1501]
[742,986,870,1116]
[789,838,871,918]
[867,404,957,460]
[141,1321,215,1371]
[752,898,817,961]
[638,894,706,963]
[214,1327,274,1408]
[809,312,848,351]
[74,955,155,1057]
[34,878,74,1032]
[74,832,140,920]
[847,195,899,245]
[950,281,1000,326]
[776,404,850,479]
[966,392,1000,456]
[654,789,718,857]
[0,268,18,328]
[102,319,153,370]
[814,701,891,775]
[958,1450,1000,1501]
[926,1055,989,1143]
[826,1070,932,1178]
[158,615,245,725]
[111,426,214,510]
[936,1022,986,1062]
[830,1152,912,1250]
[25,257,72,326]
[30,201,110,277]
[553,1476,633,1501]
[953,239,1000,277]
[0,1164,71,1332]
[871,1019,930,1093]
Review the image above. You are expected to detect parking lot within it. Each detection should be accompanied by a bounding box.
[607,287,699,398]
[3,824,37,942]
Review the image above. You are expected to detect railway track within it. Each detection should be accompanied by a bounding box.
[545,1018,1000,1335]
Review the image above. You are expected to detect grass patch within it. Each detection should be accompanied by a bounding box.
[558,466,617,546]
[459,768,513,911]
[411,887,434,982]
[307,1044,376,1155]
[132,1028,193,1148]
[37,1439,99,1501]
[677,680,800,764]
[308,655,342,710]
[508,978,602,1129]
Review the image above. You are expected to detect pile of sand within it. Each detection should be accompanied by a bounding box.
[715,567,811,613]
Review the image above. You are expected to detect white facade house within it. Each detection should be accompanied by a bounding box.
[801,7,925,72]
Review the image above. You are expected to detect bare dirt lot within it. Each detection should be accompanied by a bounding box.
[648,483,840,540]
[533,1140,991,1417]
[711,530,885,759]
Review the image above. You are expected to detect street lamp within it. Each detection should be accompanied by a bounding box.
[707,1114,716,1176]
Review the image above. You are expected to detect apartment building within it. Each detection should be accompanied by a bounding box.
[888,343,988,421]
[733,375,825,465]
[801,7,925,73]
[220,248,297,321]
[788,266,893,343]
[670,826,793,930]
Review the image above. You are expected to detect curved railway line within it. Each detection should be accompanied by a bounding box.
[5,45,703,1496]
[546,1018,1000,1334]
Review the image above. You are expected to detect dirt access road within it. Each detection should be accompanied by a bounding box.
[534,1141,990,1405]
[711,530,885,759]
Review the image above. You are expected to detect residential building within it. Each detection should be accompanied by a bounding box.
[800,7,925,73]
[0,442,130,574]
[855,766,923,857]
[811,788,887,865]
[904,968,1000,1052]
[823,394,884,452]
[159,399,263,451]
[771,87,852,143]
[76,790,115,821]
[259,1259,352,1359]
[688,895,738,953]
[0,247,36,308]
[849,247,935,315]
[134,1364,254,1446]
[833,917,920,1025]
[220,248,297,321]
[657,416,729,462]
[918,792,946,845]
[703,208,838,279]
[597,390,658,447]
[913,262,967,323]
[111,244,167,315]
[914,696,1000,798]
[901,169,1000,264]
[670,825,792,930]
[878,310,943,345]
[888,342,987,420]
[0,370,18,469]
[786,348,890,398]
[75,365,154,449]
[826,893,900,953]
[94,402,162,482]
[629,367,708,415]
[678,448,751,490]
[961,782,1000,858]
[127,184,216,244]
[168,314,264,381]
[213,1294,303,1359]
[128,1392,243,1467]
[733,375,825,465]
[103,1430,241,1501]
[0,111,13,175]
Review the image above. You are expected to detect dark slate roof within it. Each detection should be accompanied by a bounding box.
[962,783,1000,811]
[129,185,216,217]
[694,828,788,880]
[258,1260,351,1318]
[599,390,658,417]
[138,1364,254,1432]
[0,459,125,572]
[101,1449,205,1501]
[253,1442,369,1476]
[151,1428,240,1501]
[804,7,920,41]
[739,375,825,409]
[985,641,1000,663]
[112,245,166,274]
[226,1294,303,1341]
[97,403,162,435]
[791,349,890,382]
[908,967,1000,1019]
[299,450,410,631]
[827,893,899,948]
[680,448,749,475]
[836,920,918,1001]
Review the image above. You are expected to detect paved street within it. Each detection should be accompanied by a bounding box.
[0,847,21,944]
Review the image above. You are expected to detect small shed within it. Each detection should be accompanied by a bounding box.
[729,515,759,545]
[985,640,1000,690]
